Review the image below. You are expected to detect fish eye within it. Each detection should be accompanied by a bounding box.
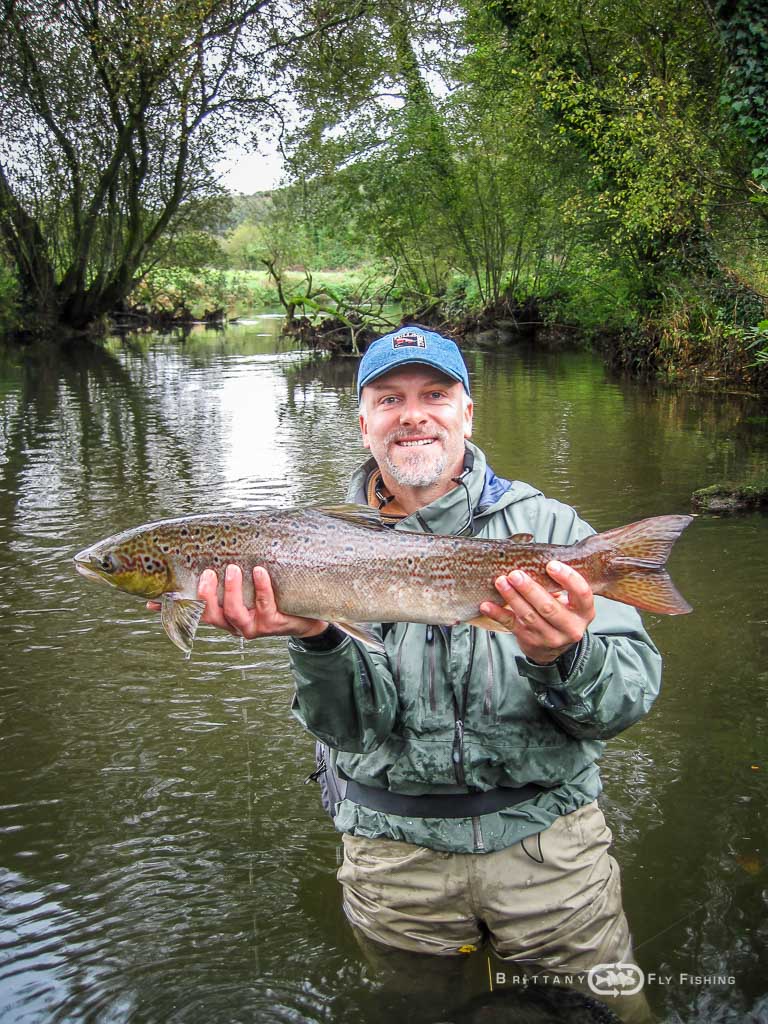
[97,553,119,574]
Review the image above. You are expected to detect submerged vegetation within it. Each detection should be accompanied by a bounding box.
[1,0,768,390]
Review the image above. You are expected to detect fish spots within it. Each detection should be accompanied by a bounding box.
[140,554,165,574]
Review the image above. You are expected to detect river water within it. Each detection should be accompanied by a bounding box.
[0,319,766,1023]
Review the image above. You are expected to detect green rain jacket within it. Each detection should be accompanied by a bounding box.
[288,441,661,854]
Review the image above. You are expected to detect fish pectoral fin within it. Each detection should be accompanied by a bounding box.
[161,594,206,658]
[333,620,386,654]
[466,614,516,634]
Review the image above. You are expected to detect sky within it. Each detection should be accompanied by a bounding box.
[217,142,287,194]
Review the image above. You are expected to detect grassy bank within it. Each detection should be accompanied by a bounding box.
[130,266,396,320]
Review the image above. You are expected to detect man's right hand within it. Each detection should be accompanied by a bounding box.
[147,564,328,641]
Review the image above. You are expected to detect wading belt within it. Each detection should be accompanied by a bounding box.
[341,777,544,818]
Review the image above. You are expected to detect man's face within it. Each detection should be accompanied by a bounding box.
[359,365,473,492]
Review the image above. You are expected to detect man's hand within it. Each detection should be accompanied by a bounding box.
[480,560,595,666]
[147,565,328,641]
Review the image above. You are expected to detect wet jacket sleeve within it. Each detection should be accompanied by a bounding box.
[287,631,397,753]
[516,602,662,740]
[512,500,663,740]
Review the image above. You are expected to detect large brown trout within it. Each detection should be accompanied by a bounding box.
[74,505,693,656]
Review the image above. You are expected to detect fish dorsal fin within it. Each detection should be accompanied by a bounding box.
[311,503,390,531]
[509,533,534,544]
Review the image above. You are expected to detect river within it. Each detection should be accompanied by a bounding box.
[0,320,766,1023]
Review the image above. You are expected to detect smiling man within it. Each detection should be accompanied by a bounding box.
[198,325,657,1022]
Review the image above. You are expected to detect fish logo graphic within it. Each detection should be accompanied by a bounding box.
[588,962,645,997]
[392,331,426,349]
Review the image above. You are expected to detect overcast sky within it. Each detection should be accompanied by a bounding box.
[217,141,287,194]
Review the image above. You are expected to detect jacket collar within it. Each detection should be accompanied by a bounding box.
[347,440,539,535]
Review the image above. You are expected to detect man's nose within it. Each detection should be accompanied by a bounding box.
[399,398,428,424]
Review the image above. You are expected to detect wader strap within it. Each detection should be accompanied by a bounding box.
[341,777,544,818]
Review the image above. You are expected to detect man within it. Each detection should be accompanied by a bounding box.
[197,326,658,1019]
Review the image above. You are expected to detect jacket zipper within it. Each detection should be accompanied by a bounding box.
[451,628,476,788]
[394,627,406,697]
[452,629,485,850]
[452,718,466,786]
[482,631,495,718]
[426,624,437,712]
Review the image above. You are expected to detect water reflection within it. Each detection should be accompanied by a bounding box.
[0,322,767,1022]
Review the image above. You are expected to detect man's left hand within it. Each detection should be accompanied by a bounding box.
[480,560,596,666]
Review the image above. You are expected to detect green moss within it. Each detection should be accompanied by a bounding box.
[692,480,768,512]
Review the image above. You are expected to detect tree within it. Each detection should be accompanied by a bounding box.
[0,0,367,334]
[712,0,768,190]
[284,1,598,309]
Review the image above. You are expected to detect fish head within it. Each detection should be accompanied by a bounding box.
[74,528,171,599]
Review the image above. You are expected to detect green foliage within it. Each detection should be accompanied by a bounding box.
[132,266,252,319]
[539,257,642,337]
[0,0,370,334]
[744,319,768,365]
[0,258,20,333]
[716,0,768,186]
[220,180,377,274]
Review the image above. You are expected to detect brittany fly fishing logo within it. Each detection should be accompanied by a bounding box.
[587,962,645,997]
[392,330,426,349]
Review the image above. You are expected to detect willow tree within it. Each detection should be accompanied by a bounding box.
[0,0,366,334]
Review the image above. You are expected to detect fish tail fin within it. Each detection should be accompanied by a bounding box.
[598,514,694,615]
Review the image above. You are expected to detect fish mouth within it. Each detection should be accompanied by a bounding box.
[74,558,105,583]
[73,549,111,586]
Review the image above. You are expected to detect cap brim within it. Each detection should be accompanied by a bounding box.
[359,356,465,392]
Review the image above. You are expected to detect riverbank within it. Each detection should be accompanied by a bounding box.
[284,298,768,396]
[2,263,768,395]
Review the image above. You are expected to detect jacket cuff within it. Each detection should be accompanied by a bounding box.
[516,632,597,710]
[289,624,346,653]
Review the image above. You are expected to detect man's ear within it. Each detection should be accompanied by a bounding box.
[359,409,371,450]
[463,397,474,439]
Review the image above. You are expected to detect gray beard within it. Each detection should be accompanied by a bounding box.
[383,447,450,488]
[377,431,452,488]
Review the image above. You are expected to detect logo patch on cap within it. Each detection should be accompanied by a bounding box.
[392,331,426,349]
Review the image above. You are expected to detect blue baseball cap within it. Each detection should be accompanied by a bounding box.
[357,325,470,401]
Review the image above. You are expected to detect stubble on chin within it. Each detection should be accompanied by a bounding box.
[383,448,449,488]
[375,429,455,489]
